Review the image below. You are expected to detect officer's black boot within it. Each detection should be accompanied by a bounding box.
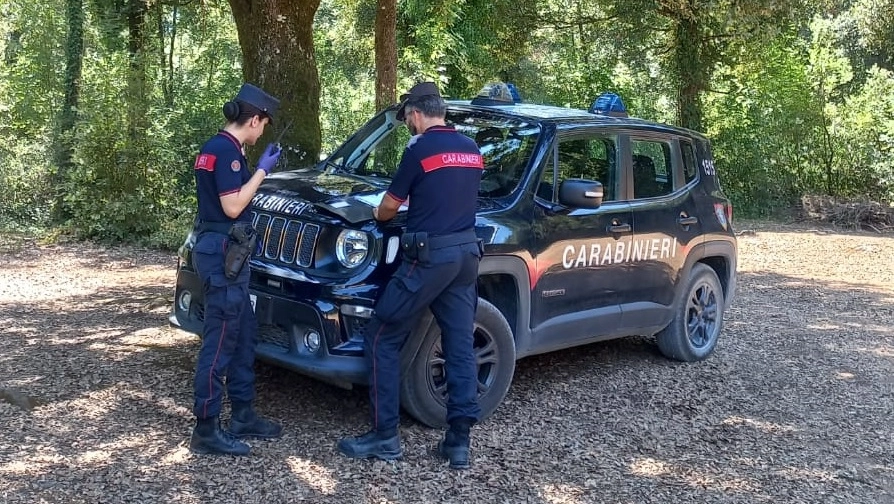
[337,429,402,461]
[190,417,250,456]
[438,418,473,469]
[229,401,283,440]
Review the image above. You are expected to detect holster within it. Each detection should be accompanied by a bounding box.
[224,223,257,279]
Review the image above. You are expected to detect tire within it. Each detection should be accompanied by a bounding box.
[400,298,516,429]
[656,263,725,362]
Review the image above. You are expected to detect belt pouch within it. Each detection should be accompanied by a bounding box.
[414,232,430,263]
[400,232,418,260]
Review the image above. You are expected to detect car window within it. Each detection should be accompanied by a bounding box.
[680,139,698,185]
[630,139,673,199]
[339,110,540,198]
[537,135,617,203]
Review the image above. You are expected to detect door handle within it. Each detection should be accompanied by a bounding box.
[608,222,631,233]
[678,215,698,226]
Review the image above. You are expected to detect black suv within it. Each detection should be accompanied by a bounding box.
[170,90,737,428]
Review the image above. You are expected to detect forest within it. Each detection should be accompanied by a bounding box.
[0,0,892,247]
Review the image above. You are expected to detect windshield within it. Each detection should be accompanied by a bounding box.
[326,108,541,198]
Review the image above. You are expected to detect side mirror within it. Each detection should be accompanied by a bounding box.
[558,178,604,209]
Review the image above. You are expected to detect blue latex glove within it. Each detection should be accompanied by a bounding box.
[257,143,282,174]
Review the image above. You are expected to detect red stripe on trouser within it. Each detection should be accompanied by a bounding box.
[202,320,227,418]
[372,323,386,429]
[371,259,417,430]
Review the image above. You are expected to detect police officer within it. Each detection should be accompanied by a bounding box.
[189,83,283,456]
[338,82,483,469]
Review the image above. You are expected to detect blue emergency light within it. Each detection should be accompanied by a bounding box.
[471,82,521,106]
[589,92,628,117]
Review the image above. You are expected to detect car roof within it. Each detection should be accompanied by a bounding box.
[445,99,707,141]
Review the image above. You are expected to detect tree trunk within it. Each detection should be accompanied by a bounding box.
[671,15,704,132]
[157,2,177,108]
[228,0,322,165]
[124,0,150,192]
[375,0,397,112]
[53,0,84,220]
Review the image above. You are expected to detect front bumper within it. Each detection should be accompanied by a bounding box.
[170,267,373,389]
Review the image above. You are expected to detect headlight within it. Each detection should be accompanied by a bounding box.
[336,229,369,268]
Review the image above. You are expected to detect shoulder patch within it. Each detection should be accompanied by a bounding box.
[194,153,216,172]
[231,160,242,172]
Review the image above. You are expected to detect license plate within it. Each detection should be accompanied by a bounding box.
[249,294,257,312]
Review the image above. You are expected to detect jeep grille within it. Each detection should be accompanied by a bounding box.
[251,211,319,267]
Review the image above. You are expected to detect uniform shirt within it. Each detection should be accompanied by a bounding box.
[194,131,253,224]
[386,125,483,235]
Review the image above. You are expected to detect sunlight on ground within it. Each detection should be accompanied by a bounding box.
[859,344,894,359]
[0,454,64,476]
[120,327,194,345]
[629,456,759,492]
[629,457,673,477]
[806,323,841,330]
[539,483,585,503]
[721,416,797,434]
[286,457,338,495]
[774,466,838,483]
[0,323,38,337]
[680,472,758,492]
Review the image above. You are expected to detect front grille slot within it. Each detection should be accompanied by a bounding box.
[298,224,320,267]
[281,220,303,263]
[265,217,287,260]
[250,211,320,268]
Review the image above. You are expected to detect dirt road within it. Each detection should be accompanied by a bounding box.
[1,221,892,503]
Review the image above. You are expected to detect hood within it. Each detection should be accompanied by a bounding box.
[259,169,389,203]
[252,168,393,224]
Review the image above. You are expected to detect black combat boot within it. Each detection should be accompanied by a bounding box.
[190,417,250,456]
[229,401,283,440]
[337,429,402,461]
[438,418,473,469]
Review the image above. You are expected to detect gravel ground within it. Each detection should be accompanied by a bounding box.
[1,221,892,504]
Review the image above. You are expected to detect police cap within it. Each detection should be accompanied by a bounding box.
[235,83,280,123]
[396,81,442,121]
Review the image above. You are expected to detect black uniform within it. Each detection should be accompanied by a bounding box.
[192,130,257,420]
[366,124,484,432]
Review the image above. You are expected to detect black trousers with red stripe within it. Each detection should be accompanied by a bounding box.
[191,232,257,419]
[364,241,482,433]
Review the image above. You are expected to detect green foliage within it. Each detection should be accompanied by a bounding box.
[706,38,818,216]
[0,0,65,225]
[315,0,377,153]
[831,66,894,201]
[2,0,894,247]
[0,0,240,248]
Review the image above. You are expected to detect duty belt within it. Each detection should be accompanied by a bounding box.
[426,229,479,249]
[194,219,236,235]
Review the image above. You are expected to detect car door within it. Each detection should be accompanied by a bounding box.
[529,128,635,350]
[620,133,701,330]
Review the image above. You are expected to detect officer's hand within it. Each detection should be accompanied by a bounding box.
[257,143,282,174]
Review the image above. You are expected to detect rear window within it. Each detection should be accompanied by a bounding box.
[681,140,698,185]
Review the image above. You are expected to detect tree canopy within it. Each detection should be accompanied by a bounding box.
[0,0,892,245]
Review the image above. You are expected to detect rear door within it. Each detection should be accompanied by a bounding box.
[620,132,701,330]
